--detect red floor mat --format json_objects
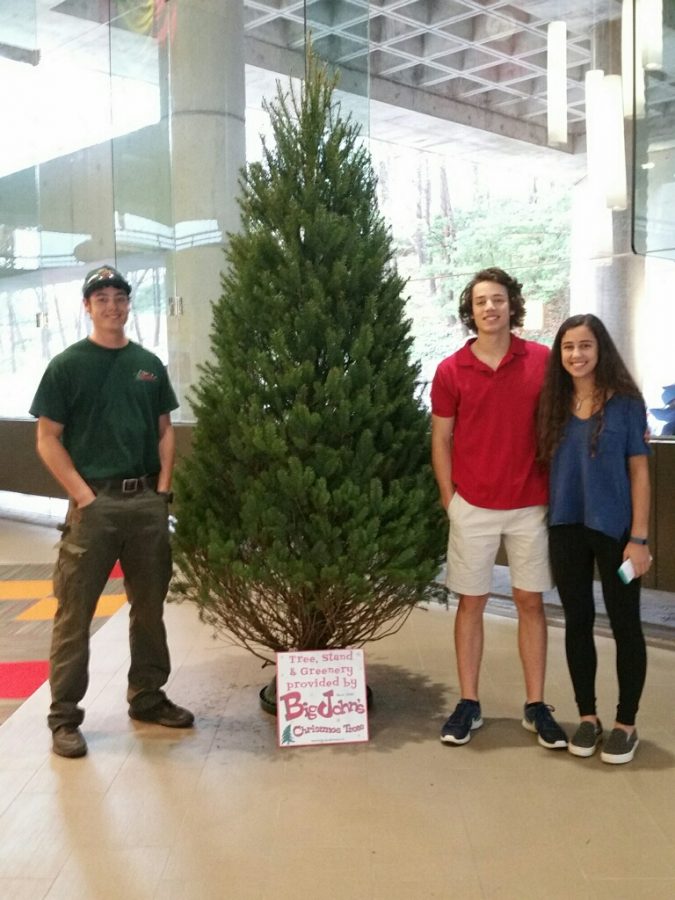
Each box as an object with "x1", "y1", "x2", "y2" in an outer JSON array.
[{"x1": 0, "y1": 661, "x2": 50, "y2": 699}]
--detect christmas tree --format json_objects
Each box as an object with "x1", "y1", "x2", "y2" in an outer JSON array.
[{"x1": 172, "y1": 51, "x2": 446, "y2": 666}]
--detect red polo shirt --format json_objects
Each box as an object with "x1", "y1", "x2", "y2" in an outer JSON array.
[{"x1": 431, "y1": 335, "x2": 549, "y2": 510}]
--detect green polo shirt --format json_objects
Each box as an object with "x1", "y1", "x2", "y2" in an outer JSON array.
[{"x1": 30, "y1": 339, "x2": 179, "y2": 480}]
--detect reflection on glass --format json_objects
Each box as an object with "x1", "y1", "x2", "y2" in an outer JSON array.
[
  {"x1": 109, "y1": 10, "x2": 173, "y2": 369},
  {"x1": 0, "y1": 5, "x2": 173, "y2": 418},
  {"x1": 0, "y1": 3, "x2": 40, "y2": 417},
  {"x1": 633, "y1": 0, "x2": 675, "y2": 259}
]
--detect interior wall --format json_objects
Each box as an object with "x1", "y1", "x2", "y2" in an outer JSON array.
[
  {"x1": 1, "y1": 419, "x2": 673, "y2": 592},
  {"x1": 0, "y1": 420, "x2": 193, "y2": 500}
]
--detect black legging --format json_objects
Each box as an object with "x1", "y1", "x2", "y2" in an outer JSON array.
[{"x1": 549, "y1": 524, "x2": 647, "y2": 726}]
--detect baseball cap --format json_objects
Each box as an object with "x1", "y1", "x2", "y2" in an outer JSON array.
[{"x1": 82, "y1": 265, "x2": 131, "y2": 298}]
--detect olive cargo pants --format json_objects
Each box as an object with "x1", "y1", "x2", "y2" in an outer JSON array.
[{"x1": 48, "y1": 490, "x2": 172, "y2": 731}]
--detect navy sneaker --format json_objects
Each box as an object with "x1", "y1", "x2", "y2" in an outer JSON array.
[
  {"x1": 522, "y1": 702, "x2": 568, "y2": 749},
  {"x1": 440, "y1": 699, "x2": 483, "y2": 745}
]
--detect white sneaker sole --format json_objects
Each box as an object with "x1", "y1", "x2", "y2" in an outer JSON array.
[
  {"x1": 521, "y1": 717, "x2": 568, "y2": 749},
  {"x1": 440, "y1": 717, "x2": 483, "y2": 745},
  {"x1": 568, "y1": 740, "x2": 601, "y2": 758},
  {"x1": 601, "y1": 738, "x2": 639, "y2": 764}
]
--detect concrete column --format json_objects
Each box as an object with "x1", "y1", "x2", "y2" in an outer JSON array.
[
  {"x1": 165, "y1": 0, "x2": 246, "y2": 412},
  {"x1": 569, "y1": 18, "x2": 645, "y2": 384}
]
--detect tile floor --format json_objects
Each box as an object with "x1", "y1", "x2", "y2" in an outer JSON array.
[
  {"x1": 0, "y1": 518, "x2": 122, "y2": 726},
  {"x1": 1, "y1": 517, "x2": 675, "y2": 899}
]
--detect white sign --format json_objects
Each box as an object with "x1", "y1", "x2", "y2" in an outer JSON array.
[{"x1": 276, "y1": 648, "x2": 369, "y2": 747}]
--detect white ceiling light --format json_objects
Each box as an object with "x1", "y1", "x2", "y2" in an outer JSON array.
[
  {"x1": 602, "y1": 75, "x2": 628, "y2": 210},
  {"x1": 585, "y1": 69, "x2": 627, "y2": 212},
  {"x1": 640, "y1": 0, "x2": 663, "y2": 71},
  {"x1": 621, "y1": 0, "x2": 646, "y2": 118},
  {"x1": 547, "y1": 21, "x2": 567, "y2": 145},
  {"x1": 585, "y1": 69, "x2": 605, "y2": 198}
]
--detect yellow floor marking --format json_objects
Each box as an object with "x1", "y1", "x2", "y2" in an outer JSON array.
[
  {"x1": 93, "y1": 594, "x2": 127, "y2": 617},
  {"x1": 0, "y1": 580, "x2": 54, "y2": 601},
  {"x1": 16, "y1": 594, "x2": 126, "y2": 621}
]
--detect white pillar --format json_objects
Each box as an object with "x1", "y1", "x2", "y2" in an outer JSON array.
[
  {"x1": 569, "y1": 18, "x2": 645, "y2": 383},
  {"x1": 165, "y1": 0, "x2": 246, "y2": 410}
]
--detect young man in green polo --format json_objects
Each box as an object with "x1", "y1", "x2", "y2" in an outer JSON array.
[{"x1": 30, "y1": 265, "x2": 194, "y2": 758}]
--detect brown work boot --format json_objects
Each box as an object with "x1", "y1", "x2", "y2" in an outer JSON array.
[
  {"x1": 129, "y1": 698, "x2": 194, "y2": 728},
  {"x1": 52, "y1": 725, "x2": 87, "y2": 758}
]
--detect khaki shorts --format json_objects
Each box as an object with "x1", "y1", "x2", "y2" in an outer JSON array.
[{"x1": 446, "y1": 493, "x2": 552, "y2": 595}]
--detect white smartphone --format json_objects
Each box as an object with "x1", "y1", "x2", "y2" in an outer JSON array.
[{"x1": 617, "y1": 559, "x2": 636, "y2": 584}]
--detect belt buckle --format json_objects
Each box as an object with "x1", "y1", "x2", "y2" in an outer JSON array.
[{"x1": 122, "y1": 478, "x2": 139, "y2": 494}]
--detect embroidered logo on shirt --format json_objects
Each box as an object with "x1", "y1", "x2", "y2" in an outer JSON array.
[{"x1": 135, "y1": 369, "x2": 158, "y2": 382}]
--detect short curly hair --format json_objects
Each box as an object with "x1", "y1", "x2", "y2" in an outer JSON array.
[{"x1": 458, "y1": 267, "x2": 526, "y2": 333}]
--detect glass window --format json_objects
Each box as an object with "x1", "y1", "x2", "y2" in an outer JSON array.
[
  {"x1": 633, "y1": 0, "x2": 675, "y2": 261},
  {"x1": 369, "y1": 139, "x2": 572, "y2": 403},
  {"x1": 0, "y1": 4, "x2": 172, "y2": 418}
]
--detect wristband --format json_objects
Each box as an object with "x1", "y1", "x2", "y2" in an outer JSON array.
[
  {"x1": 157, "y1": 491, "x2": 174, "y2": 504},
  {"x1": 628, "y1": 536, "x2": 647, "y2": 545}
]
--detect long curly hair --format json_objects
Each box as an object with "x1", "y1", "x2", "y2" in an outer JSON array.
[
  {"x1": 537, "y1": 314, "x2": 643, "y2": 461},
  {"x1": 458, "y1": 267, "x2": 525, "y2": 333}
]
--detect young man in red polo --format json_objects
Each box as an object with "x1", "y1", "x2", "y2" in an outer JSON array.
[{"x1": 431, "y1": 267, "x2": 567, "y2": 749}]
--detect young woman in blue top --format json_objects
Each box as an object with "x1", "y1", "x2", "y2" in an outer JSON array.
[{"x1": 538, "y1": 314, "x2": 651, "y2": 764}]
